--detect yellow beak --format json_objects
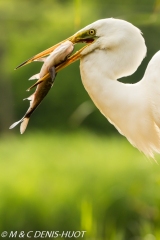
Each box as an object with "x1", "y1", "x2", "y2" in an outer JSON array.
[{"x1": 15, "y1": 33, "x2": 94, "y2": 90}]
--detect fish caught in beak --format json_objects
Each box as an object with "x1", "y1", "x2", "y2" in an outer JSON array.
[
  {"x1": 10, "y1": 29, "x2": 98, "y2": 133},
  {"x1": 15, "y1": 29, "x2": 98, "y2": 75},
  {"x1": 15, "y1": 29, "x2": 98, "y2": 89}
]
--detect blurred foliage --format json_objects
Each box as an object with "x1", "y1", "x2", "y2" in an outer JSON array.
[
  {"x1": 0, "y1": 131, "x2": 160, "y2": 239},
  {"x1": 1, "y1": 0, "x2": 160, "y2": 134}
]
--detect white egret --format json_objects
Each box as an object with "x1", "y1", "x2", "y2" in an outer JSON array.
[{"x1": 14, "y1": 18, "x2": 160, "y2": 158}]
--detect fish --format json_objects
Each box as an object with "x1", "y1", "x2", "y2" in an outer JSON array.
[
  {"x1": 29, "y1": 40, "x2": 74, "y2": 81},
  {"x1": 9, "y1": 40, "x2": 74, "y2": 134}
]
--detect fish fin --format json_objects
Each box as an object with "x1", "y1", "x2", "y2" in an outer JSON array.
[
  {"x1": 20, "y1": 117, "x2": 30, "y2": 134},
  {"x1": 48, "y1": 66, "x2": 56, "y2": 82},
  {"x1": 27, "y1": 73, "x2": 50, "y2": 91},
  {"x1": 34, "y1": 58, "x2": 46, "y2": 62},
  {"x1": 23, "y1": 94, "x2": 35, "y2": 106},
  {"x1": 9, "y1": 118, "x2": 24, "y2": 130},
  {"x1": 29, "y1": 73, "x2": 40, "y2": 80},
  {"x1": 27, "y1": 80, "x2": 43, "y2": 91}
]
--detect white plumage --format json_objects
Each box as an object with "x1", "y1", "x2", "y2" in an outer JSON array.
[{"x1": 77, "y1": 18, "x2": 160, "y2": 158}]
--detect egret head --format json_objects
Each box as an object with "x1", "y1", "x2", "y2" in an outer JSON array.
[
  {"x1": 71, "y1": 28, "x2": 98, "y2": 43},
  {"x1": 16, "y1": 18, "x2": 147, "y2": 79},
  {"x1": 70, "y1": 18, "x2": 147, "y2": 78}
]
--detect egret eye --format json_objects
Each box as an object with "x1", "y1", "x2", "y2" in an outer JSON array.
[{"x1": 89, "y1": 29, "x2": 96, "y2": 36}]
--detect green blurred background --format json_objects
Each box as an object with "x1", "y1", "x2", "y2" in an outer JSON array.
[{"x1": 1, "y1": 0, "x2": 160, "y2": 239}]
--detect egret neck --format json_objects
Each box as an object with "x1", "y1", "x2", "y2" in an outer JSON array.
[{"x1": 80, "y1": 48, "x2": 160, "y2": 158}]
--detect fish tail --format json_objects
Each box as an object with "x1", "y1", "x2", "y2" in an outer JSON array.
[
  {"x1": 20, "y1": 117, "x2": 30, "y2": 134},
  {"x1": 9, "y1": 116, "x2": 30, "y2": 134},
  {"x1": 9, "y1": 119, "x2": 23, "y2": 130}
]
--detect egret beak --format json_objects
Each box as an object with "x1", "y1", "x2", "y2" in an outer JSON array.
[
  {"x1": 26, "y1": 44, "x2": 88, "y2": 90},
  {"x1": 16, "y1": 31, "x2": 97, "y2": 90}
]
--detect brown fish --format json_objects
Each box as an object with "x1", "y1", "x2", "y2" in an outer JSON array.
[{"x1": 9, "y1": 41, "x2": 74, "y2": 134}]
